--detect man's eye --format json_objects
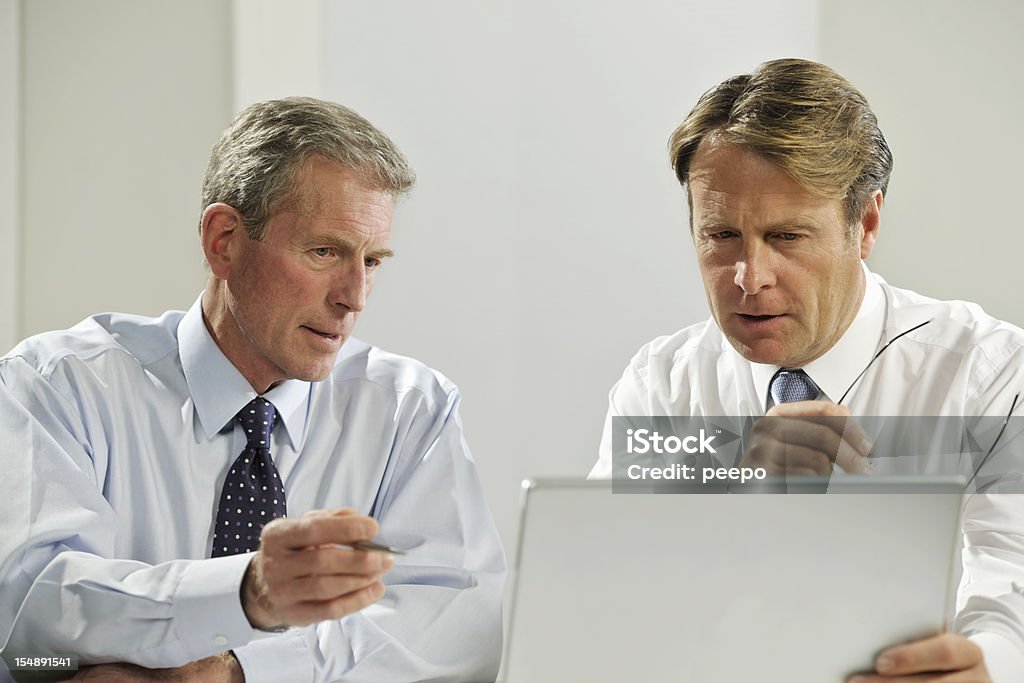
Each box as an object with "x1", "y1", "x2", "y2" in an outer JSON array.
[
  {"x1": 774, "y1": 232, "x2": 801, "y2": 241},
  {"x1": 365, "y1": 257, "x2": 382, "y2": 270},
  {"x1": 709, "y1": 231, "x2": 737, "y2": 240},
  {"x1": 311, "y1": 247, "x2": 333, "y2": 258}
]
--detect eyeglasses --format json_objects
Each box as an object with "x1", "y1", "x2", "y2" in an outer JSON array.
[
  {"x1": 966, "y1": 391, "x2": 1021, "y2": 491},
  {"x1": 837, "y1": 318, "x2": 932, "y2": 405},
  {"x1": 835, "y1": 317, "x2": 1020, "y2": 490}
]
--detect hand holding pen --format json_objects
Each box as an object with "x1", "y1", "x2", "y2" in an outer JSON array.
[{"x1": 240, "y1": 508, "x2": 403, "y2": 632}]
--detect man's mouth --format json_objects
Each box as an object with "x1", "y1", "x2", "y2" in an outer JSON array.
[
  {"x1": 302, "y1": 326, "x2": 341, "y2": 340},
  {"x1": 734, "y1": 313, "x2": 787, "y2": 331}
]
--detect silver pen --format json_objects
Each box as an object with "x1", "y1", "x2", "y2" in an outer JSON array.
[{"x1": 350, "y1": 540, "x2": 406, "y2": 555}]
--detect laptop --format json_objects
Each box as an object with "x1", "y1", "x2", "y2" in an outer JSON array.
[{"x1": 499, "y1": 477, "x2": 964, "y2": 683}]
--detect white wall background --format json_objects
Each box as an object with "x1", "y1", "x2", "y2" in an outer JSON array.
[
  {"x1": 820, "y1": 0, "x2": 1024, "y2": 325},
  {"x1": 0, "y1": 0, "x2": 18, "y2": 354},
  {"x1": 323, "y1": 0, "x2": 819, "y2": 559},
  {"x1": 14, "y1": 0, "x2": 231, "y2": 344},
  {"x1": 3, "y1": 0, "x2": 1020, "y2": 564}
]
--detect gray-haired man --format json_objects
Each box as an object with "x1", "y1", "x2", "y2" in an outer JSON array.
[{"x1": 0, "y1": 98, "x2": 505, "y2": 682}]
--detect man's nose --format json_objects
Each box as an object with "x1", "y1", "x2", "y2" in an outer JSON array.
[
  {"x1": 733, "y1": 243, "x2": 776, "y2": 295},
  {"x1": 331, "y1": 261, "x2": 368, "y2": 312}
]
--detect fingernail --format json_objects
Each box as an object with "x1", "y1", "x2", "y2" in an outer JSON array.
[{"x1": 876, "y1": 654, "x2": 895, "y2": 673}]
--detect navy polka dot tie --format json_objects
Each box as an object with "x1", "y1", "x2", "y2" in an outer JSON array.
[
  {"x1": 770, "y1": 369, "x2": 821, "y2": 404},
  {"x1": 211, "y1": 397, "x2": 288, "y2": 557}
]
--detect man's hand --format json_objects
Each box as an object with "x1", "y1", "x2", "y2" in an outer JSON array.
[
  {"x1": 242, "y1": 508, "x2": 394, "y2": 631},
  {"x1": 69, "y1": 652, "x2": 243, "y2": 682},
  {"x1": 741, "y1": 401, "x2": 873, "y2": 475},
  {"x1": 848, "y1": 633, "x2": 990, "y2": 682}
]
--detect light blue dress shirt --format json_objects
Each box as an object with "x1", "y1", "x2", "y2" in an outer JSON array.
[{"x1": 0, "y1": 298, "x2": 505, "y2": 683}]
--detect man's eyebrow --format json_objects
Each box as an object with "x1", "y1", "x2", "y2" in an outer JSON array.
[
  {"x1": 695, "y1": 220, "x2": 822, "y2": 232},
  {"x1": 306, "y1": 233, "x2": 395, "y2": 259},
  {"x1": 769, "y1": 222, "x2": 820, "y2": 232},
  {"x1": 694, "y1": 220, "x2": 734, "y2": 232}
]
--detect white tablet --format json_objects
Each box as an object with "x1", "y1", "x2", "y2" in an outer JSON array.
[{"x1": 500, "y1": 477, "x2": 964, "y2": 683}]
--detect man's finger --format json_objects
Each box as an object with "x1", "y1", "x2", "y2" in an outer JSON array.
[
  {"x1": 742, "y1": 428, "x2": 831, "y2": 473},
  {"x1": 766, "y1": 400, "x2": 850, "y2": 418},
  {"x1": 761, "y1": 411, "x2": 872, "y2": 461},
  {"x1": 271, "y1": 571, "x2": 385, "y2": 603},
  {"x1": 835, "y1": 444, "x2": 873, "y2": 474},
  {"x1": 849, "y1": 673, "x2": 951, "y2": 682},
  {"x1": 264, "y1": 545, "x2": 393, "y2": 582},
  {"x1": 765, "y1": 442, "x2": 833, "y2": 474},
  {"x1": 753, "y1": 418, "x2": 855, "y2": 468},
  {"x1": 830, "y1": 423, "x2": 873, "y2": 473},
  {"x1": 875, "y1": 633, "x2": 983, "y2": 675},
  {"x1": 849, "y1": 669, "x2": 984, "y2": 682},
  {"x1": 279, "y1": 581, "x2": 387, "y2": 626},
  {"x1": 261, "y1": 513, "x2": 379, "y2": 552},
  {"x1": 766, "y1": 400, "x2": 873, "y2": 457},
  {"x1": 302, "y1": 507, "x2": 356, "y2": 519},
  {"x1": 840, "y1": 418, "x2": 873, "y2": 457},
  {"x1": 771, "y1": 417, "x2": 847, "y2": 453}
]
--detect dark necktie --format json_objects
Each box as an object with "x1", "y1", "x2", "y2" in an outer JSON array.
[
  {"x1": 211, "y1": 397, "x2": 288, "y2": 557},
  {"x1": 769, "y1": 369, "x2": 820, "y2": 404}
]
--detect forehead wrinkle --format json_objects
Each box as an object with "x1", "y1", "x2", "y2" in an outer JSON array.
[
  {"x1": 691, "y1": 148, "x2": 846, "y2": 231},
  {"x1": 287, "y1": 158, "x2": 395, "y2": 221},
  {"x1": 695, "y1": 180, "x2": 820, "y2": 207},
  {"x1": 291, "y1": 194, "x2": 392, "y2": 226},
  {"x1": 694, "y1": 185, "x2": 836, "y2": 233},
  {"x1": 698, "y1": 215, "x2": 826, "y2": 231}
]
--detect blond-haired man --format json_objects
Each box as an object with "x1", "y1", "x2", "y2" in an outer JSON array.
[{"x1": 591, "y1": 59, "x2": 1024, "y2": 682}]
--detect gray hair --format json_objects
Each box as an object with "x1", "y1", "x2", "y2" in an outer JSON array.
[{"x1": 201, "y1": 96, "x2": 416, "y2": 239}]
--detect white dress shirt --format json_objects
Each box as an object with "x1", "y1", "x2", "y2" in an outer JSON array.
[
  {"x1": 0, "y1": 297, "x2": 505, "y2": 683},
  {"x1": 590, "y1": 265, "x2": 1024, "y2": 681}
]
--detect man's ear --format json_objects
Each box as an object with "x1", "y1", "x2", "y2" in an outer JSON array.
[
  {"x1": 201, "y1": 203, "x2": 244, "y2": 279},
  {"x1": 858, "y1": 190, "x2": 883, "y2": 259}
]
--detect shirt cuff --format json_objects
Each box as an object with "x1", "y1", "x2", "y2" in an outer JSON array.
[
  {"x1": 233, "y1": 630, "x2": 313, "y2": 683},
  {"x1": 171, "y1": 553, "x2": 256, "y2": 659},
  {"x1": 970, "y1": 632, "x2": 1024, "y2": 683}
]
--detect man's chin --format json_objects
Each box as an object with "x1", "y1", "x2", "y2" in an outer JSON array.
[
  {"x1": 286, "y1": 354, "x2": 344, "y2": 383},
  {"x1": 726, "y1": 335, "x2": 800, "y2": 367},
  {"x1": 297, "y1": 363, "x2": 339, "y2": 383}
]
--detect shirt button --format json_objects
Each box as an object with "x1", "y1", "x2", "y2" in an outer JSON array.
[{"x1": 214, "y1": 635, "x2": 228, "y2": 646}]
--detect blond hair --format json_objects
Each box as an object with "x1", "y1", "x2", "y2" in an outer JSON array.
[{"x1": 669, "y1": 58, "x2": 892, "y2": 225}]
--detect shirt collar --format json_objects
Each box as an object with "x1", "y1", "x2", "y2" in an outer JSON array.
[
  {"x1": 749, "y1": 261, "x2": 886, "y2": 409},
  {"x1": 178, "y1": 295, "x2": 311, "y2": 448}
]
